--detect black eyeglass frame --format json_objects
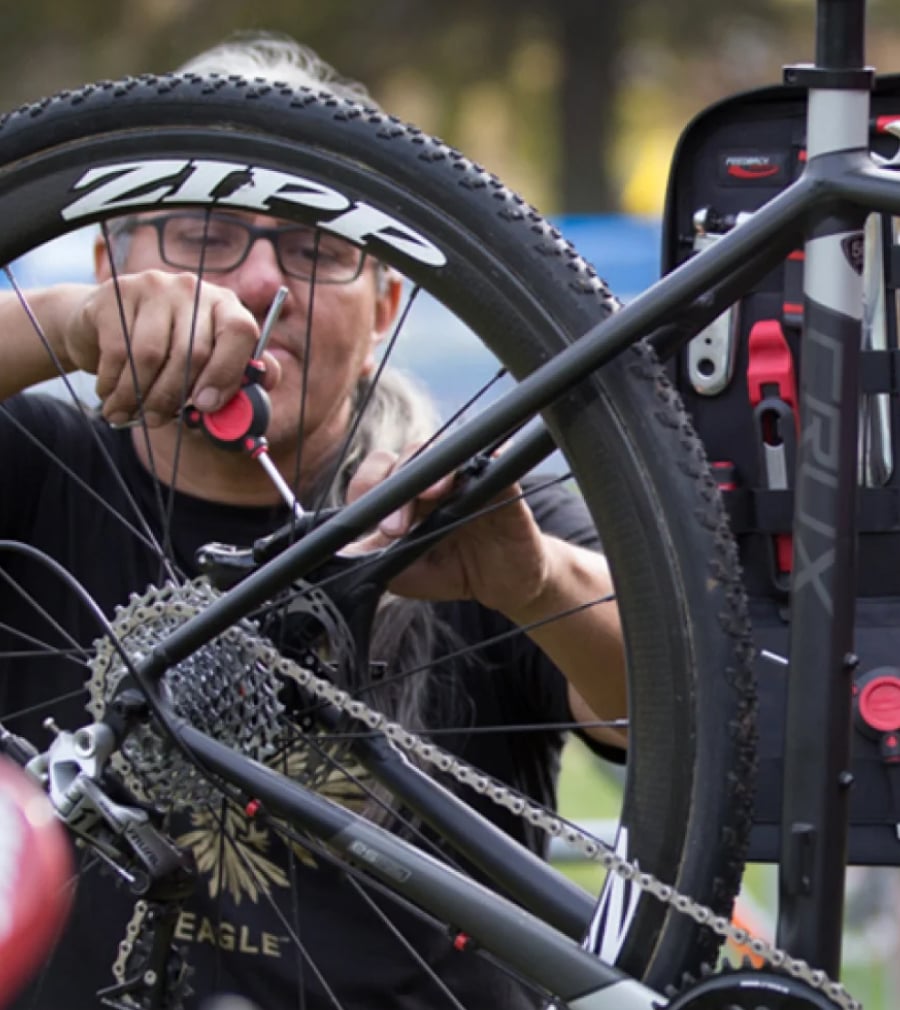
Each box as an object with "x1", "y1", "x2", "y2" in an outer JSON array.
[{"x1": 113, "y1": 211, "x2": 368, "y2": 284}]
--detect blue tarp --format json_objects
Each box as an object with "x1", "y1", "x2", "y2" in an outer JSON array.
[{"x1": 555, "y1": 214, "x2": 661, "y2": 301}]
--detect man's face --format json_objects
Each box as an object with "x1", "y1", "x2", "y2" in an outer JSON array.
[{"x1": 95, "y1": 210, "x2": 400, "y2": 454}]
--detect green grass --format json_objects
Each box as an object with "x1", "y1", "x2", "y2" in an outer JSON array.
[{"x1": 553, "y1": 735, "x2": 621, "y2": 893}]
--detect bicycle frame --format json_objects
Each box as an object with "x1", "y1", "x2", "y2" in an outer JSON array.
[{"x1": 33, "y1": 0, "x2": 888, "y2": 1004}]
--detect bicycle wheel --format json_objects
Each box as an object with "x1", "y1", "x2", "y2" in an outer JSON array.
[{"x1": 0, "y1": 75, "x2": 755, "y2": 1007}]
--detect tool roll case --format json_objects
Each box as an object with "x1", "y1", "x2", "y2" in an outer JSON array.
[{"x1": 661, "y1": 76, "x2": 900, "y2": 864}]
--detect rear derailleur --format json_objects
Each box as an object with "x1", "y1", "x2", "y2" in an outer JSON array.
[{"x1": 3, "y1": 695, "x2": 196, "y2": 1010}]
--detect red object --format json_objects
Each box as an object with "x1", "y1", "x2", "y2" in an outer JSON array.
[
  {"x1": 0, "y1": 757, "x2": 73, "y2": 1008},
  {"x1": 747, "y1": 320, "x2": 800, "y2": 579},
  {"x1": 859, "y1": 676, "x2": 900, "y2": 733},
  {"x1": 711, "y1": 460, "x2": 737, "y2": 493},
  {"x1": 727, "y1": 163, "x2": 780, "y2": 180},
  {"x1": 202, "y1": 392, "x2": 256, "y2": 444},
  {"x1": 747, "y1": 320, "x2": 798, "y2": 411},
  {"x1": 875, "y1": 115, "x2": 900, "y2": 135},
  {"x1": 775, "y1": 536, "x2": 793, "y2": 575}
]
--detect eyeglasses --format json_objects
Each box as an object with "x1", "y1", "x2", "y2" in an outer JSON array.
[{"x1": 121, "y1": 212, "x2": 367, "y2": 284}]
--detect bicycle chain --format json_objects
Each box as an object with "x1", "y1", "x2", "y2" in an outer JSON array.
[
  {"x1": 111, "y1": 900, "x2": 153, "y2": 993},
  {"x1": 111, "y1": 900, "x2": 140, "y2": 991},
  {"x1": 90, "y1": 579, "x2": 860, "y2": 1010},
  {"x1": 108, "y1": 899, "x2": 190, "y2": 1010}
]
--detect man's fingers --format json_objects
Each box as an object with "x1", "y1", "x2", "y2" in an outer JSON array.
[
  {"x1": 346, "y1": 449, "x2": 399, "y2": 501},
  {"x1": 346, "y1": 450, "x2": 417, "y2": 540},
  {"x1": 347, "y1": 444, "x2": 461, "y2": 539},
  {"x1": 417, "y1": 471, "x2": 456, "y2": 501},
  {"x1": 189, "y1": 292, "x2": 260, "y2": 411},
  {"x1": 379, "y1": 502, "x2": 414, "y2": 538},
  {"x1": 72, "y1": 272, "x2": 263, "y2": 426},
  {"x1": 99, "y1": 299, "x2": 178, "y2": 423},
  {"x1": 258, "y1": 350, "x2": 283, "y2": 392}
]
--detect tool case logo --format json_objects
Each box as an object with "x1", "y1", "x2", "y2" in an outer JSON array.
[{"x1": 719, "y1": 152, "x2": 786, "y2": 185}]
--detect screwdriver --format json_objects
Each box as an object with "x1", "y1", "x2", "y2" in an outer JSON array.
[{"x1": 186, "y1": 286, "x2": 305, "y2": 520}]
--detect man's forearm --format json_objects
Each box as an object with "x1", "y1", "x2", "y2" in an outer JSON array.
[
  {"x1": 502, "y1": 536, "x2": 627, "y2": 748},
  {"x1": 0, "y1": 285, "x2": 90, "y2": 400}
]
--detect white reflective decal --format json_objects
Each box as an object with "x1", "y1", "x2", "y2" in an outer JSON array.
[
  {"x1": 61, "y1": 161, "x2": 191, "y2": 220},
  {"x1": 322, "y1": 203, "x2": 447, "y2": 267},
  {"x1": 61, "y1": 159, "x2": 448, "y2": 268},
  {"x1": 212, "y1": 165, "x2": 349, "y2": 213}
]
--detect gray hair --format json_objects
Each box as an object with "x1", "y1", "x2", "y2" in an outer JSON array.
[
  {"x1": 175, "y1": 32, "x2": 382, "y2": 110},
  {"x1": 103, "y1": 33, "x2": 382, "y2": 266}
]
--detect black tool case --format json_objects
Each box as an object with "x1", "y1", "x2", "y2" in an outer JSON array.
[{"x1": 661, "y1": 76, "x2": 900, "y2": 863}]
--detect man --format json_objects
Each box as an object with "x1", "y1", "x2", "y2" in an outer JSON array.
[{"x1": 0, "y1": 35, "x2": 625, "y2": 1010}]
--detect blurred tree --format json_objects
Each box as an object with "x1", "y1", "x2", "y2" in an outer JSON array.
[{"x1": 0, "y1": 0, "x2": 893, "y2": 214}]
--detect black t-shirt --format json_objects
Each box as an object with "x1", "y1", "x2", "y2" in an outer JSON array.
[{"x1": 0, "y1": 395, "x2": 604, "y2": 1010}]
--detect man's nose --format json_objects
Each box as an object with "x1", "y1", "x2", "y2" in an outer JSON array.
[{"x1": 231, "y1": 235, "x2": 289, "y2": 313}]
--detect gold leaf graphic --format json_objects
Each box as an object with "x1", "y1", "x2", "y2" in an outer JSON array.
[{"x1": 174, "y1": 730, "x2": 375, "y2": 901}]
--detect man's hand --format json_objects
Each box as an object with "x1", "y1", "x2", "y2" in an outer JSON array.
[
  {"x1": 346, "y1": 445, "x2": 627, "y2": 749},
  {"x1": 62, "y1": 271, "x2": 279, "y2": 426},
  {"x1": 346, "y1": 446, "x2": 549, "y2": 615}
]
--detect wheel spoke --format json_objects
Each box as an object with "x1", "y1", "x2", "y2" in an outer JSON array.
[{"x1": 0, "y1": 563, "x2": 89, "y2": 655}]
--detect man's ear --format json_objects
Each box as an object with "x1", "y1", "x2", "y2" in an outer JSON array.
[
  {"x1": 93, "y1": 233, "x2": 113, "y2": 282},
  {"x1": 374, "y1": 268, "x2": 403, "y2": 334},
  {"x1": 359, "y1": 269, "x2": 402, "y2": 377}
]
